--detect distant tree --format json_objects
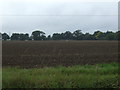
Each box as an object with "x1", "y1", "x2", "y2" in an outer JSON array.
[
  {"x1": 0, "y1": 33, "x2": 2, "y2": 40},
  {"x1": 73, "y1": 30, "x2": 84, "y2": 40},
  {"x1": 93, "y1": 31, "x2": 100, "y2": 40},
  {"x1": 19, "y1": 34, "x2": 25, "y2": 40},
  {"x1": 60, "y1": 33, "x2": 64, "y2": 40},
  {"x1": 47, "y1": 35, "x2": 52, "y2": 40},
  {"x1": 24, "y1": 33, "x2": 29, "y2": 40},
  {"x1": 11, "y1": 33, "x2": 20, "y2": 40},
  {"x1": 29, "y1": 36, "x2": 33, "y2": 40},
  {"x1": 52, "y1": 33, "x2": 61, "y2": 40},
  {"x1": 117, "y1": 31, "x2": 120, "y2": 40},
  {"x1": 2, "y1": 33, "x2": 10, "y2": 40},
  {"x1": 62, "y1": 31, "x2": 73, "y2": 40},
  {"x1": 41, "y1": 35, "x2": 46, "y2": 40},
  {"x1": 114, "y1": 31, "x2": 120, "y2": 40},
  {"x1": 84, "y1": 33, "x2": 95, "y2": 40},
  {"x1": 32, "y1": 30, "x2": 45, "y2": 40},
  {"x1": 19, "y1": 33, "x2": 29, "y2": 41},
  {"x1": 93, "y1": 31, "x2": 105, "y2": 40},
  {"x1": 2, "y1": 30, "x2": 119, "y2": 41},
  {"x1": 105, "y1": 31, "x2": 115, "y2": 40}
]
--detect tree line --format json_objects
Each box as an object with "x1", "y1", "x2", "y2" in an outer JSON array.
[{"x1": 1, "y1": 30, "x2": 120, "y2": 41}]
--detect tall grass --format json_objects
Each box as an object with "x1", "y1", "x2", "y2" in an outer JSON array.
[{"x1": 2, "y1": 62, "x2": 119, "y2": 88}]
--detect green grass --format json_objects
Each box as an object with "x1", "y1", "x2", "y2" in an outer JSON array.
[{"x1": 2, "y1": 62, "x2": 120, "y2": 88}]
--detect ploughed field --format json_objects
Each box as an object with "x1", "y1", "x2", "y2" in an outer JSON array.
[{"x1": 2, "y1": 41, "x2": 119, "y2": 68}]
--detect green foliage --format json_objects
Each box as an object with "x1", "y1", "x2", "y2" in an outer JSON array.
[
  {"x1": 115, "y1": 31, "x2": 120, "y2": 40},
  {"x1": 2, "y1": 62, "x2": 119, "y2": 88},
  {"x1": 52, "y1": 33, "x2": 61, "y2": 40},
  {"x1": 73, "y1": 30, "x2": 84, "y2": 40},
  {"x1": 11, "y1": 33, "x2": 29, "y2": 40},
  {"x1": 1, "y1": 30, "x2": 120, "y2": 41},
  {"x1": 2, "y1": 33, "x2": 10, "y2": 40},
  {"x1": 32, "y1": 30, "x2": 46, "y2": 40},
  {"x1": 11, "y1": 33, "x2": 20, "y2": 40},
  {"x1": 105, "y1": 31, "x2": 116, "y2": 40},
  {"x1": 19, "y1": 33, "x2": 29, "y2": 41}
]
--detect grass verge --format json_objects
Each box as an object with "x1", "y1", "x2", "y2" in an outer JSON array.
[{"x1": 2, "y1": 62, "x2": 120, "y2": 88}]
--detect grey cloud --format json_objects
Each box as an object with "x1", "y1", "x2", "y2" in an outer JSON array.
[
  {"x1": 1, "y1": 2, "x2": 117, "y2": 15},
  {"x1": 1, "y1": 1, "x2": 118, "y2": 35}
]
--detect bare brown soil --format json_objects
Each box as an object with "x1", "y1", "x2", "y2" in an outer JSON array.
[{"x1": 2, "y1": 41, "x2": 119, "y2": 68}]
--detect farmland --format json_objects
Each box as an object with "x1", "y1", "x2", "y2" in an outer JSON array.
[
  {"x1": 2, "y1": 41, "x2": 119, "y2": 68},
  {"x1": 2, "y1": 40, "x2": 120, "y2": 88}
]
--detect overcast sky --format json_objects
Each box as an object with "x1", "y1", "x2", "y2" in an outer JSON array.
[{"x1": 0, "y1": 0, "x2": 118, "y2": 36}]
